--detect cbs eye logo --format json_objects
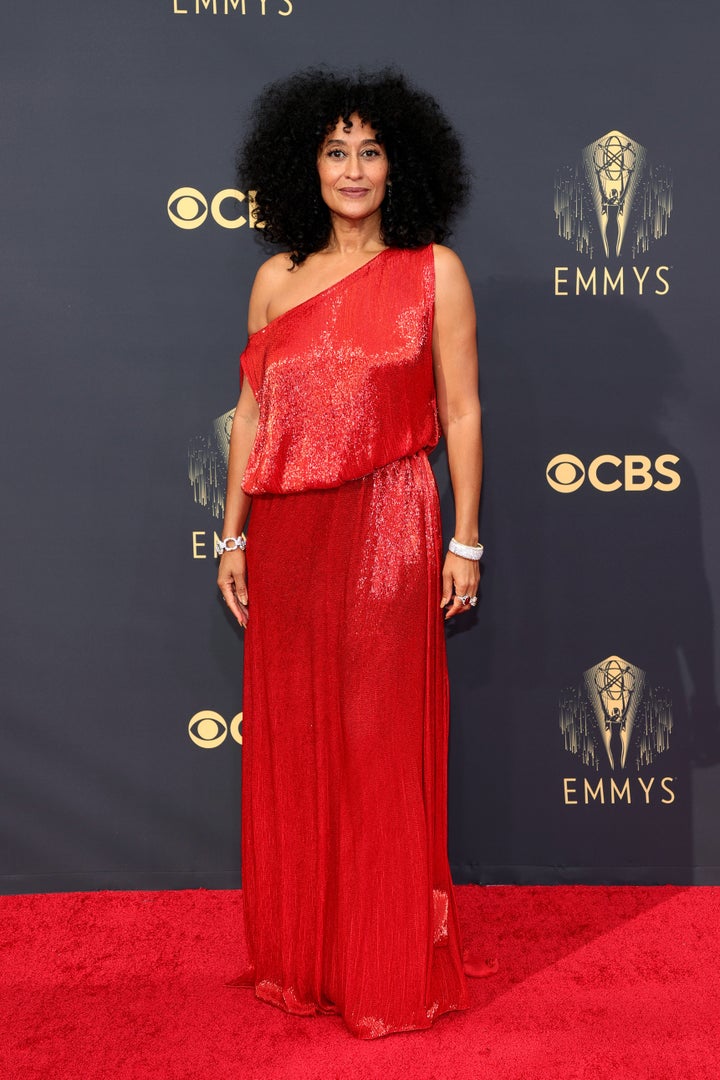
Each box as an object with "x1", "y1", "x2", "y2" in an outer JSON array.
[
  {"x1": 188, "y1": 710, "x2": 243, "y2": 748},
  {"x1": 167, "y1": 187, "x2": 263, "y2": 230},
  {"x1": 546, "y1": 453, "x2": 681, "y2": 493}
]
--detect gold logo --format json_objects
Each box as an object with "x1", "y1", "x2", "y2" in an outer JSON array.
[
  {"x1": 167, "y1": 189, "x2": 262, "y2": 230},
  {"x1": 545, "y1": 454, "x2": 585, "y2": 492},
  {"x1": 546, "y1": 453, "x2": 680, "y2": 493},
  {"x1": 555, "y1": 129, "x2": 672, "y2": 261},
  {"x1": 560, "y1": 655, "x2": 673, "y2": 773},
  {"x1": 553, "y1": 264, "x2": 670, "y2": 296},
  {"x1": 188, "y1": 410, "x2": 235, "y2": 558},
  {"x1": 188, "y1": 710, "x2": 243, "y2": 748},
  {"x1": 171, "y1": 1, "x2": 293, "y2": 15},
  {"x1": 189, "y1": 409, "x2": 234, "y2": 522}
]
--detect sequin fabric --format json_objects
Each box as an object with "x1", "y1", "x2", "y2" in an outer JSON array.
[
  {"x1": 234, "y1": 245, "x2": 470, "y2": 1039},
  {"x1": 239, "y1": 246, "x2": 439, "y2": 495},
  {"x1": 433, "y1": 888, "x2": 450, "y2": 946}
]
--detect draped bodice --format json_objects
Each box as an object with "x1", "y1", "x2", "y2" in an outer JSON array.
[{"x1": 239, "y1": 244, "x2": 439, "y2": 494}]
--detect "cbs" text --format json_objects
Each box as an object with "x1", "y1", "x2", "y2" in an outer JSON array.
[{"x1": 546, "y1": 453, "x2": 680, "y2": 493}]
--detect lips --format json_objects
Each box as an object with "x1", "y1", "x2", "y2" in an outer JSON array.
[{"x1": 339, "y1": 188, "x2": 370, "y2": 197}]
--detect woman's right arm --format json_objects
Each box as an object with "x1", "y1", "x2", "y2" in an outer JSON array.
[
  {"x1": 216, "y1": 378, "x2": 259, "y2": 627},
  {"x1": 217, "y1": 254, "x2": 287, "y2": 625}
]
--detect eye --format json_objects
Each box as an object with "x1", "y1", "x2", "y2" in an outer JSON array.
[
  {"x1": 362, "y1": 148, "x2": 381, "y2": 157},
  {"x1": 188, "y1": 710, "x2": 227, "y2": 748},
  {"x1": 545, "y1": 454, "x2": 586, "y2": 492},
  {"x1": 326, "y1": 148, "x2": 346, "y2": 159},
  {"x1": 167, "y1": 187, "x2": 208, "y2": 230}
]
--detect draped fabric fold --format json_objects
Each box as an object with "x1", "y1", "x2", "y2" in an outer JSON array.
[
  {"x1": 233, "y1": 244, "x2": 470, "y2": 1039},
  {"x1": 239, "y1": 245, "x2": 439, "y2": 494}
]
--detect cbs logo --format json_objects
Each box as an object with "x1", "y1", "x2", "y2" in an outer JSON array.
[
  {"x1": 546, "y1": 453, "x2": 681, "y2": 493},
  {"x1": 167, "y1": 187, "x2": 263, "y2": 230},
  {"x1": 188, "y1": 710, "x2": 243, "y2": 748}
]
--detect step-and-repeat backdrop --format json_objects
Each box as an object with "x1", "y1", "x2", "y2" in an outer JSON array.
[{"x1": 3, "y1": 0, "x2": 720, "y2": 892}]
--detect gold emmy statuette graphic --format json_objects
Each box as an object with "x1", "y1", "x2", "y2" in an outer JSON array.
[
  {"x1": 583, "y1": 131, "x2": 645, "y2": 259},
  {"x1": 560, "y1": 655, "x2": 673, "y2": 772},
  {"x1": 585, "y1": 656, "x2": 644, "y2": 770},
  {"x1": 554, "y1": 130, "x2": 672, "y2": 261}
]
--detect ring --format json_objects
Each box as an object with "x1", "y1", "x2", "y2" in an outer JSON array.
[
  {"x1": 458, "y1": 594, "x2": 471, "y2": 605},
  {"x1": 469, "y1": 596, "x2": 478, "y2": 607}
]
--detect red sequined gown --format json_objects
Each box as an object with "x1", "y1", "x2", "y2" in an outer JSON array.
[{"x1": 233, "y1": 244, "x2": 470, "y2": 1038}]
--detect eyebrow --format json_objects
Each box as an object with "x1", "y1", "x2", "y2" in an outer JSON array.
[{"x1": 324, "y1": 137, "x2": 381, "y2": 146}]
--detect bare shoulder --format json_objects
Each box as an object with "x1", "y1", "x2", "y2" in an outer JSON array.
[
  {"x1": 254, "y1": 251, "x2": 294, "y2": 283},
  {"x1": 431, "y1": 243, "x2": 474, "y2": 317},
  {"x1": 247, "y1": 252, "x2": 293, "y2": 334},
  {"x1": 431, "y1": 243, "x2": 469, "y2": 286}
]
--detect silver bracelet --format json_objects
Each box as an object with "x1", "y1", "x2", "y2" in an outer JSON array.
[
  {"x1": 215, "y1": 534, "x2": 247, "y2": 556},
  {"x1": 449, "y1": 537, "x2": 484, "y2": 561}
]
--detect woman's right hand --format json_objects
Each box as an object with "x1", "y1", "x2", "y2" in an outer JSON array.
[{"x1": 217, "y1": 550, "x2": 249, "y2": 628}]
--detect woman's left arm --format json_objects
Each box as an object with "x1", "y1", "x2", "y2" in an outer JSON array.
[{"x1": 431, "y1": 244, "x2": 483, "y2": 620}]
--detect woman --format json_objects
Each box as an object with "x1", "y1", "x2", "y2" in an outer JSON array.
[{"x1": 217, "y1": 67, "x2": 487, "y2": 1039}]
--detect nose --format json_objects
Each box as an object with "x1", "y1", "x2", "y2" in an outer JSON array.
[{"x1": 344, "y1": 151, "x2": 364, "y2": 180}]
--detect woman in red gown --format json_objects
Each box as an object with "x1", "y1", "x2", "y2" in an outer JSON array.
[{"x1": 217, "y1": 68, "x2": 486, "y2": 1039}]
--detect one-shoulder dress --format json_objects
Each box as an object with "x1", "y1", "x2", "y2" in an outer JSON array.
[{"x1": 232, "y1": 243, "x2": 470, "y2": 1039}]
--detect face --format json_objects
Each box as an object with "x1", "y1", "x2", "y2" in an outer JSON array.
[{"x1": 316, "y1": 112, "x2": 389, "y2": 220}]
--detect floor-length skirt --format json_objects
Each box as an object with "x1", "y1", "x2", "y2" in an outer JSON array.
[{"x1": 235, "y1": 449, "x2": 470, "y2": 1039}]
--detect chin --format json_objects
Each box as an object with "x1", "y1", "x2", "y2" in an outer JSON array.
[{"x1": 334, "y1": 201, "x2": 381, "y2": 219}]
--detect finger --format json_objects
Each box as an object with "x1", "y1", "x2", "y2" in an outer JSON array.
[
  {"x1": 219, "y1": 578, "x2": 249, "y2": 627},
  {"x1": 220, "y1": 588, "x2": 246, "y2": 627},
  {"x1": 232, "y1": 600, "x2": 249, "y2": 629},
  {"x1": 231, "y1": 573, "x2": 249, "y2": 628},
  {"x1": 444, "y1": 595, "x2": 467, "y2": 620},
  {"x1": 218, "y1": 563, "x2": 250, "y2": 626},
  {"x1": 441, "y1": 567, "x2": 454, "y2": 607},
  {"x1": 232, "y1": 570, "x2": 249, "y2": 608},
  {"x1": 445, "y1": 584, "x2": 479, "y2": 619}
]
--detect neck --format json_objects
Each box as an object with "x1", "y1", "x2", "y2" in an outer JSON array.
[{"x1": 324, "y1": 211, "x2": 385, "y2": 255}]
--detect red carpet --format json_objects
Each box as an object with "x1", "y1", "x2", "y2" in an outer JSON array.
[{"x1": 1, "y1": 885, "x2": 718, "y2": 1079}]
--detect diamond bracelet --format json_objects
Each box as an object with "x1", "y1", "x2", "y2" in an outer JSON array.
[
  {"x1": 448, "y1": 537, "x2": 484, "y2": 561},
  {"x1": 215, "y1": 534, "x2": 247, "y2": 556}
]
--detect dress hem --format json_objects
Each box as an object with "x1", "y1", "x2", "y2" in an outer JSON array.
[{"x1": 227, "y1": 972, "x2": 470, "y2": 1040}]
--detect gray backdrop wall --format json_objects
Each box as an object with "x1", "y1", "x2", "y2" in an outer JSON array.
[{"x1": 3, "y1": 0, "x2": 719, "y2": 893}]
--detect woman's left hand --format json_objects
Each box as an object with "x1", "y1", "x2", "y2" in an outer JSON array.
[{"x1": 441, "y1": 551, "x2": 480, "y2": 620}]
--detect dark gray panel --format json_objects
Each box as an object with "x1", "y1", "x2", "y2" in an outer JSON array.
[{"x1": 1, "y1": 0, "x2": 718, "y2": 892}]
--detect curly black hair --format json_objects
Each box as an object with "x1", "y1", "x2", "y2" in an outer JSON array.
[{"x1": 236, "y1": 66, "x2": 471, "y2": 266}]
